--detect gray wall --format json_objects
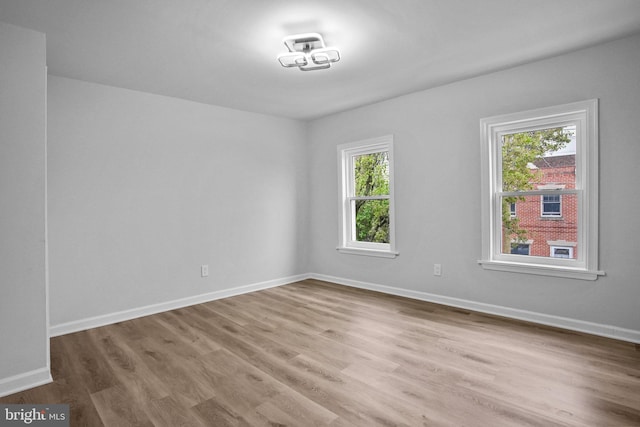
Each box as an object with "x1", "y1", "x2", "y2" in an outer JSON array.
[
  {"x1": 307, "y1": 34, "x2": 640, "y2": 332},
  {"x1": 48, "y1": 76, "x2": 308, "y2": 327},
  {"x1": 0, "y1": 22, "x2": 49, "y2": 386}
]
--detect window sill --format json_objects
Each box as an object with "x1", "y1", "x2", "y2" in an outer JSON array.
[
  {"x1": 337, "y1": 247, "x2": 399, "y2": 259},
  {"x1": 478, "y1": 260, "x2": 604, "y2": 281}
]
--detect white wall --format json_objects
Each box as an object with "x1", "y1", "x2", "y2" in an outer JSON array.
[
  {"x1": 48, "y1": 76, "x2": 308, "y2": 328},
  {"x1": 0, "y1": 22, "x2": 50, "y2": 394},
  {"x1": 308, "y1": 34, "x2": 640, "y2": 336}
]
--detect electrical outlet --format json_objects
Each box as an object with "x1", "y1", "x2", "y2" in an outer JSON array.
[
  {"x1": 201, "y1": 264, "x2": 209, "y2": 277},
  {"x1": 433, "y1": 263, "x2": 442, "y2": 276}
]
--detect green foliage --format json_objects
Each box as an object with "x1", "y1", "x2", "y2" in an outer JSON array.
[
  {"x1": 354, "y1": 152, "x2": 390, "y2": 243},
  {"x1": 501, "y1": 128, "x2": 570, "y2": 249},
  {"x1": 355, "y1": 199, "x2": 389, "y2": 242}
]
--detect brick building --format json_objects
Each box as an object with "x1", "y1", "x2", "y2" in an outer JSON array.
[{"x1": 508, "y1": 154, "x2": 578, "y2": 259}]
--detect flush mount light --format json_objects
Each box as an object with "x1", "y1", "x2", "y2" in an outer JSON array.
[{"x1": 277, "y1": 33, "x2": 340, "y2": 71}]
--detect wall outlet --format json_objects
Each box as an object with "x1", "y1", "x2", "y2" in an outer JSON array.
[
  {"x1": 433, "y1": 263, "x2": 442, "y2": 276},
  {"x1": 201, "y1": 264, "x2": 209, "y2": 277}
]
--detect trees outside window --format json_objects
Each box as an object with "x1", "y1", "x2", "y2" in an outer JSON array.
[{"x1": 353, "y1": 151, "x2": 390, "y2": 243}]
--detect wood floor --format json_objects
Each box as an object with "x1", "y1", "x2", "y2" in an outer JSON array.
[{"x1": 2, "y1": 279, "x2": 639, "y2": 426}]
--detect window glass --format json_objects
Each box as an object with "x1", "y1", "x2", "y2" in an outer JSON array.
[
  {"x1": 353, "y1": 199, "x2": 389, "y2": 243},
  {"x1": 353, "y1": 152, "x2": 389, "y2": 197},
  {"x1": 501, "y1": 194, "x2": 577, "y2": 257},
  {"x1": 501, "y1": 126, "x2": 576, "y2": 191}
]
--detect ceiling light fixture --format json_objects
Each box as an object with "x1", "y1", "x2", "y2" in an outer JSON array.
[{"x1": 277, "y1": 33, "x2": 340, "y2": 71}]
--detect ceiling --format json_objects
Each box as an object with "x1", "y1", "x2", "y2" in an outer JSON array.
[{"x1": 2, "y1": 0, "x2": 640, "y2": 120}]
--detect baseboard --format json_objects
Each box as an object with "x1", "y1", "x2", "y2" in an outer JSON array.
[
  {"x1": 0, "y1": 367, "x2": 52, "y2": 398},
  {"x1": 309, "y1": 273, "x2": 640, "y2": 344},
  {"x1": 50, "y1": 274, "x2": 309, "y2": 337}
]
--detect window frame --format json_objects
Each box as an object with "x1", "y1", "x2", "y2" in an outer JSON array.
[
  {"x1": 479, "y1": 100, "x2": 603, "y2": 280},
  {"x1": 337, "y1": 135, "x2": 398, "y2": 258}
]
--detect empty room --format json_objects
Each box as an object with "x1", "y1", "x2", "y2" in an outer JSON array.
[{"x1": 1, "y1": 0, "x2": 640, "y2": 425}]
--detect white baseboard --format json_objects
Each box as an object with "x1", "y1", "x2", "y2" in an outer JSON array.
[
  {"x1": 50, "y1": 274, "x2": 309, "y2": 337},
  {"x1": 0, "y1": 367, "x2": 52, "y2": 398},
  {"x1": 309, "y1": 273, "x2": 640, "y2": 344}
]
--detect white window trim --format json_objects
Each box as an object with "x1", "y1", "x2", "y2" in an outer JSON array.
[
  {"x1": 479, "y1": 100, "x2": 604, "y2": 280},
  {"x1": 337, "y1": 135, "x2": 398, "y2": 258}
]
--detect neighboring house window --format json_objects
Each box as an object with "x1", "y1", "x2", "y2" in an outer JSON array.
[
  {"x1": 541, "y1": 194, "x2": 561, "y2": 217},
  {"x1": 509, "y1": 202, "x2": 516, "y2": 217},
  {"x1": 550, "y1": 246, "x2": 573, "y2": 258},
  {"x1": 510, "y1": 243, "x2": 530, "y2": 255},
  {"x1": 337, "y1": 135, "x2": 397, "y2": 258},
  {"x1": 479, "y1": 100, "x2": 603, "y2": 280}
]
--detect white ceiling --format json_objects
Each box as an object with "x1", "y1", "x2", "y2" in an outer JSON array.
[{"x1": 2, "y1": 0, "x2": 640, "y2": 120}]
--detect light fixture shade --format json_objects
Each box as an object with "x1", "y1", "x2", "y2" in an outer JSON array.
[
  {"x1": 278, "y1": 33, "x2": 340, "y2": 71},
  {"x1": 277, "y1": 52, "x2": 308, "y2": 67},
  {"x1": 310, "y1": 48, "x2": 340, "y2": 64},
  {"x1": 299, "y1": 61, "x2": 331, "y2": 72}
]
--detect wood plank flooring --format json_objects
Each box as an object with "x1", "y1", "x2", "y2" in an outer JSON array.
[{"x1": 2, "y1": 279, "x2": 639, "y2": 426}]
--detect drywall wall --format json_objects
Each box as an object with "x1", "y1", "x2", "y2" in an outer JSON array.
[
  {"x1": 0, "y1": 22, "x2": 50, "y2": 393},
  {"x1": 307, "y1": 34, "x2": 640, "y2": 334},
  {"x1": 48, "y1": 76, "x2": 308, "y2": 327}
]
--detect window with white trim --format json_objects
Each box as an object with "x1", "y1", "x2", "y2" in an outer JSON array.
[
  {"x1": 337, "y1": 135, "x2": 397, "y2": 258},
  {"x1": 550, "y1": 246, "x2": 573, "y2": 259},
  {"x1": 541, "y1": 194, "x2": 562, "y2": 217},
  {"x1": 479, "y1": 100, "x2": 603, "y2": 280}
]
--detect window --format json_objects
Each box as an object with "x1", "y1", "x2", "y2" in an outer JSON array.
[
  {"x1": 337, "y1": 135, "x2": 397, "y2": 258},
  {"x1": 541, "y1": 194, "x2": 561, "y2": 217},
  {"x1": 551, "y1": 246, "x2": 573, "y2": 258},
  {"x1": 510, "y1": 243, "x2": 530, "y2": 255},
  {"x1": 479, "y1": 100, "x2": 603, "y2": 280},
  {"x1": 509, "y1": 202, "x2": 516, "y2": 217}
]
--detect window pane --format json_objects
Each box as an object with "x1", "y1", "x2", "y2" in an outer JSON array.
[
  {"x1": 354, "y1": 152, "x2": 389, "y2": 197},
  {"x1": 501, "y1": 194, "x2": 578, "y2": 259},
  {"x1": 501, "y1": 126, "x2": 576, "y2": 192},
  {"x1": 353, "y1": 199, "x2": 389, "y2": 243}
]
